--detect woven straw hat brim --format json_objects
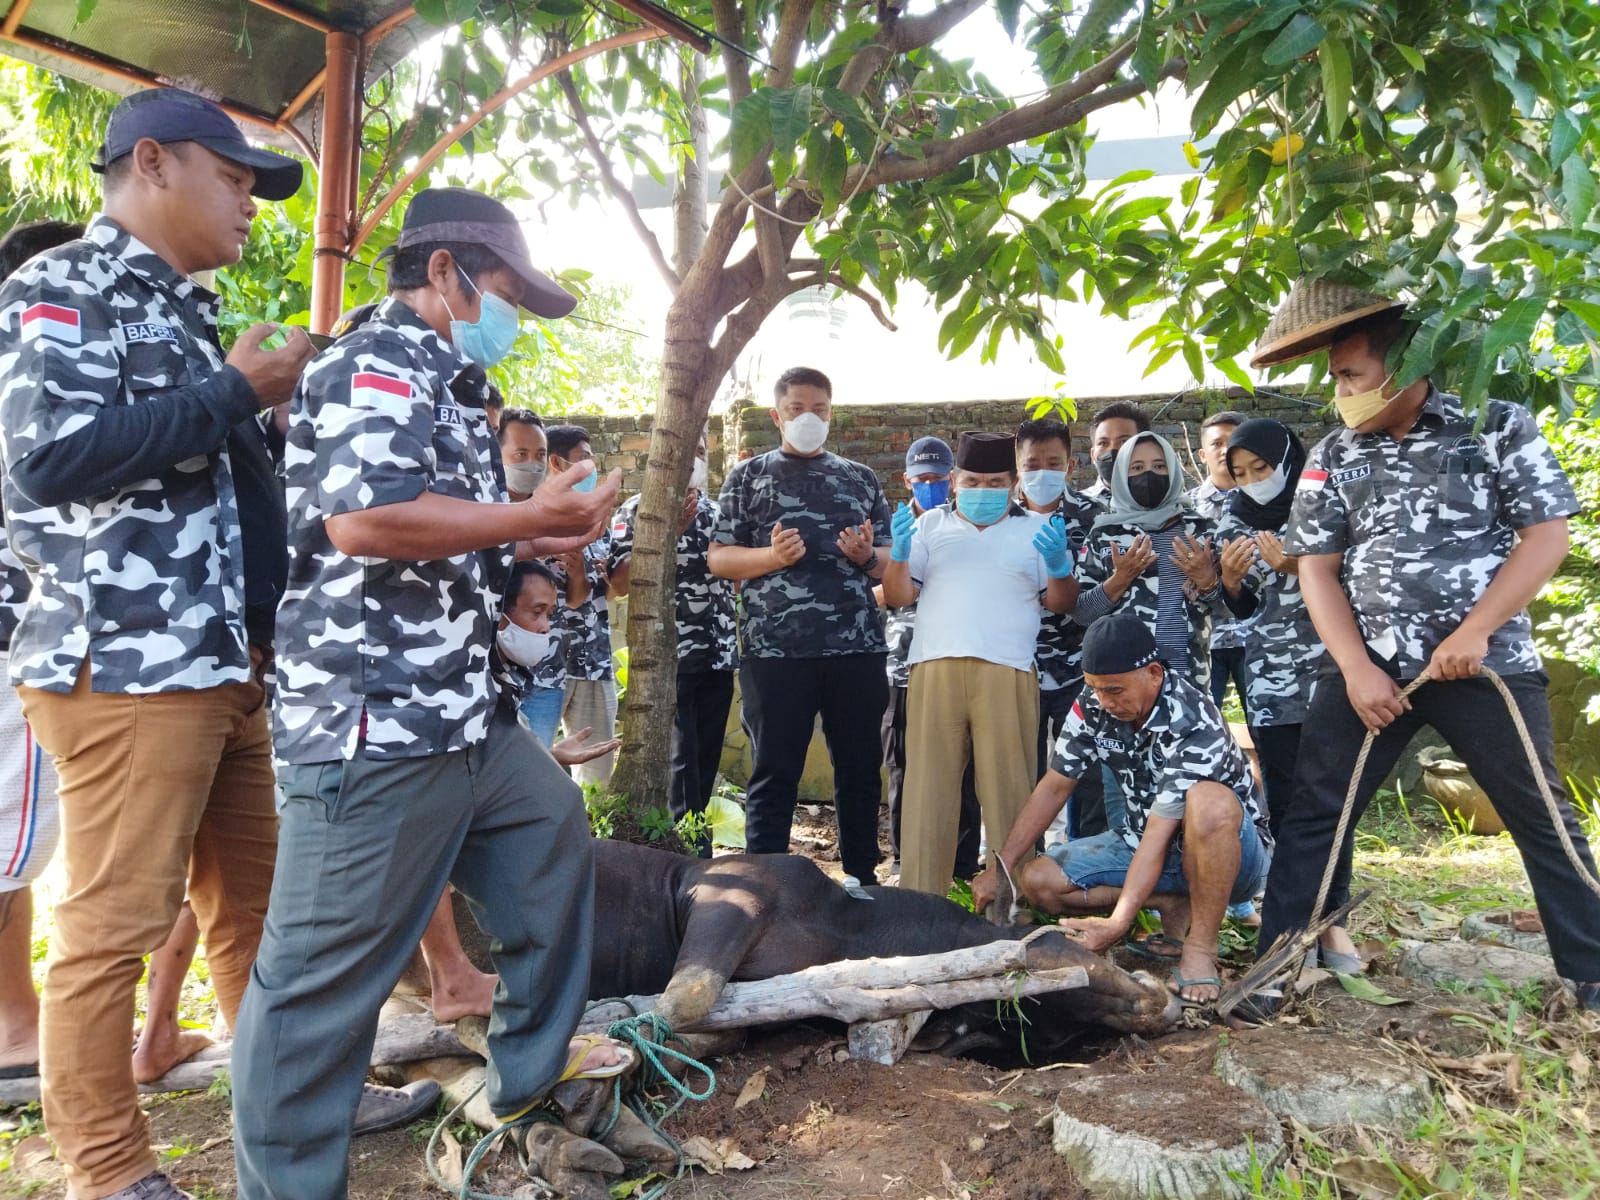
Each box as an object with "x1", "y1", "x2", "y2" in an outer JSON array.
[{"x1": 1250, "y1": 298, "x2": 1406, "y2": 367}]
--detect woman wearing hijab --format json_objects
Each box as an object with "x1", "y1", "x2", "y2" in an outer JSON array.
[
  {"x1": 1215, "y1": 419, "x2": 1355, "y2": 973},
  {"x1": 1072, "y1": 431, "x2": 1223, "y2": 690}
]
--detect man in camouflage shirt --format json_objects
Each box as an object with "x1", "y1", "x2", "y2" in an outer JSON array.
[
  {"x1": 0, "y1": 91, "x2": 312, "y2": 1200},
  {"x1": 609, "y1": 430, "x2": 736, "y2": 855},
  {"x1": 976, "y1": 614, "x2": 1273, "y2": 1006},
  {"x1": 1188, "y1": 411, "x2": 1252, "y2": 707},
  {"x1": 1249, "y1": 302, "x2": 1600, "y2": 1011},
  {"x1": 710, "y1": 366, "x2": 892, "y2": 884},
  {"x1": 230, "y1": 188, "x2": 627, "y2": 1199}
]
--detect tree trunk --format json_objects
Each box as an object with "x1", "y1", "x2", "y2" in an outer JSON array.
[{"x1": 672, "y1": 51, "x2": 707, "y2": 277}]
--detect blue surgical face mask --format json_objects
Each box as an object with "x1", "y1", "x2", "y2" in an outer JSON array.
[
  {"x1": 910, "y1": 478, "x2": 950, "y2": 510},
  {"x1": 569, "y1": 463, "x2": 598, "y2": 493},
  {"x1": 442, "y1": 268, "x2": 521, "y2": 368},
  {"x1": 955, "y1": 487, "x2": 1011, "y2": 526},
  {"x1": 1020, "y1": 468, "x2": 1067, "y2": 507}
]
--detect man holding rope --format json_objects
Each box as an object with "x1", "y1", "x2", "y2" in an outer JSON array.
[{"x1": 1245, "y1": 281, "x2": 1600, "y2": 1015}]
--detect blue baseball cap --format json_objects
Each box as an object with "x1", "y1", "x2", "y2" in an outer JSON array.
[
  {"x1": 906, "y1": 436, "x2": 954, "y2": 478},
  {"x1": 93, "y1": 88, "x2": 303, "y2": 202}
]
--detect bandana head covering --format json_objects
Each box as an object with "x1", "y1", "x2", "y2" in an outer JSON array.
[
  {"x1": 1081, "y1": 613, "x2": 1162, "y2": 676},
  {"x1": 1092, "y1": 432, "x2": 1187, "y2": 532},
  {"x1": 1226, "y1": 419, "x2": 1307, "y2": 532}
]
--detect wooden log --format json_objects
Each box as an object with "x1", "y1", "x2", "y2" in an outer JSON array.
[
  {"x1": 0, "y1": 1012, "x2": 471, "y2": 1105},
  {"x1": 847, "y1": 1011, "x2": 931, "y2": 1065},
  {"x1": 577, "y1": 964, "x2": 1089, "y2": 1034}
]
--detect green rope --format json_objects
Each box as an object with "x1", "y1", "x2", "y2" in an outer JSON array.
[{"x1": 425, "y1": 1014, "x2": 719, "y2": 1200}]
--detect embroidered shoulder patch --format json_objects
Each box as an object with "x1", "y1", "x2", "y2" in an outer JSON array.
[
  {"x1": 20, "y1": 302, "x2": 81, "y2": 345},
  {"x1": 350, "y1": 371, "x2": 412, "y2": 408},
  {"x1": 1330, "y1": 464, "x2": 1372, "y2": 486},
  {"x1": 122, "y1": 322, "x2": 179, "y2": 345},
  {"x1": 1296, "y1": 468, "x2": 1328, "y2": 492}
]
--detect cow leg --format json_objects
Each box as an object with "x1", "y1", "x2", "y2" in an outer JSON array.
[
  {"x1": 520, "y1": 1123, "x2": 621, "y2": 1200},
  {"x1": 1022, "y1": 932, "x2": 1180, "y2": 1035},
  {"x1": 655, "y1": 869, "x2": 777, "y2": 1030}
]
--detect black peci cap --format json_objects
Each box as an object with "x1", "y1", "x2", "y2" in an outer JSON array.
[
  {"x1": 955, "y1": 431, "x2": 1016, "y2": 474},
  {"x1": 1081, "y1": 613, "x2": 1161, "y2": 676},
  {"x1": 93, "y1": 88, "x2": 302, "y2": 201},
  {"x1": 393, "y1": 187, "x2": 577, "y2": 319}
]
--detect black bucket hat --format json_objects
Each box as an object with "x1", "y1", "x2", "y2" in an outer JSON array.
[
  {"x1": 92, "y1": 88, "x2": 303, "y2": 202},
  {"x1": 392, "y1": 187, "x2": 577, "y2": 319}
]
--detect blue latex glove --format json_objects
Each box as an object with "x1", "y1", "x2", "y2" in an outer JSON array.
[
  {"x1": 1033, "y1": 514, "x2": 1074, "y2": 579},
  {"x1": 890, "y1": 501, "x2": 917, "y2": 562}
]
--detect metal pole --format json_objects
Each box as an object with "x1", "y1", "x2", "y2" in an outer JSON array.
[{"x1": 311, "y1": 29, "x2": 360, "y2": 334}]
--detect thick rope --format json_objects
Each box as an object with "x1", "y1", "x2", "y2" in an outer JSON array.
[{"x1": 1310, "y1": 667, "x2": 1600, "y2": 930}]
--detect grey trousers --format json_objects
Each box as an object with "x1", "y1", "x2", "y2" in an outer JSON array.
[{"x1": 231, "y1": 708, "x2": 595, "y2": 1200}]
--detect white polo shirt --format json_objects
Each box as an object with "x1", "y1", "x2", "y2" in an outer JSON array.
[{"x1": 906, "y1": 506, "x2": 1050, "y2": 672}]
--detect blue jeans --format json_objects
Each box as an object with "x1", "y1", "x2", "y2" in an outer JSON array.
[
  {"x1": 1046, "y1": 796, "x2": 1271, "y2": 905},
  {"x1": 519, "y1": 685, "x2": 565, "y2": 748}
]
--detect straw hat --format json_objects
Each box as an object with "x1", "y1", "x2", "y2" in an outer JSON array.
[{"x1": 1250, "y1": 277, "x2": 1407, "y2": 368}]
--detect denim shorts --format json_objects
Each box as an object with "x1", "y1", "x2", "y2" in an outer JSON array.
[{"x1": 1045, "y1": 794, "x2": 1270, "y2": 904}]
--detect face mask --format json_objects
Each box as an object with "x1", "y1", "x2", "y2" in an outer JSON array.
[
  {"x1": 690, "y1": 457, "x2": 709, "y2": 491},
  {"x1": 1020, "y1": 469, "x2": 1067, "y2": 507},
  {"x1": 910, "y1": 479, "x2": 950, "y2": 510},
  {"x1": 1334, "y1": 374, "x2": 1395, "y2": 428},
  {"x1": 955, "y1": 487, "x2": 1011, "y2": 526},
  {"x1": 1127, "y1": 470, "x2": 1169, "y2": 509},
  {"x1": 1094, "y1": 451, "x2": 1117, "y2": 485},
  {"x1": 442, "y1": 268, "x2": 521, "y2": 368},
  {"x1": 504, "y1": 460, "x2": 546, "y2": 495},
  {"x1": 781, "y1": 412, "x2": 830, "y2": 454},
  {"x1": 497, "y1": 622, "x2": 556, "y2": 668},
  {"x1": 565, "y1": 462, "x2": 598, "y2": 493},
  {"x1": 1240, "y1": 464, "x2": 1288, "y2": 505}
]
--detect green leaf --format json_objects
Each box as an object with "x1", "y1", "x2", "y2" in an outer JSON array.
[
  {"x1": 1559, "y1": 300, "x2": 1600, "y2": 336},
  {"x1": 1335, "y1": 974, "x2": 1409, "y2": 1006},
  {"x1": 729, "y1": 91, "x2": 771, "y2": 176},
  {"x1": 413, "y1": 0, "x2": 478, "y2": 25},
  {"x1": 1548, "y1": 111, "x2": 1582, "y2": 174},
  {"x1": 815, "y1": 132, "x2": 847, "y2": 213},
  {"x1": 1320, "y1": 36, "x2": 1352, "y2": 143},
  {"x1": 996, "y1": 0, "x2": 1022, "y2": 40},
  {"x1": 1483, "y1": 295, "x2": 1547, "y2": 363},
  {"x1": 1469, "y1": 72, "x2": 1508, "y2": 140},
  {"x1": 1561, "y1": 154, "x2": 1595, "y2": 225},
  {"x1": 1215, "y1": 357, "x2": 1254, "y2": 391},
  {"x1": 1130, "y1": 0, "x2": 1163, "y2": 91},
  {"x1": 766, "y1": 85, "x2": 814, "y2": 160},
  {"x1": 1262, "y1": 13, "x2": 1326, "y2": 67},
  {"x1": 1189, "y1": 42, "x2": 1261, "y2": 135},
  {"x1": 74, "y1": 0, "x2": 99, "y2": 22},
  {"x1": 1065, "y1": 0, "x2": 1138, "y2": 74},
  {"x1": 1393, "y1": 42, "x2": 1426, "y2": 73}
]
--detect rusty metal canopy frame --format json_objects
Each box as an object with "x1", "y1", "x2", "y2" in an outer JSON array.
[{"x1": 0, "y1": 0, "x2": 706, "y2": 327}]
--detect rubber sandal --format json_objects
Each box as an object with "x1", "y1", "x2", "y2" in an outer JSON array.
[
  {"x1": 1166, "y1": 970, "x2": 1223, "y2": 1007},
  {"x1": 0, "y1": 1061, "x2": 38, "y2": 1080},
  {"x1": 1320, "y1": 949, "x2": 1363, "y2": 975},
  {"x1": 1576, "y1": 981, "x2": 1600, "y2": 1012},
  {"x1": 557, "y1": 1032, "x2": 635, "y2": 1084},
  {"x1": 1124, "y1": 933, "x2": 1185, "y2": 962}
]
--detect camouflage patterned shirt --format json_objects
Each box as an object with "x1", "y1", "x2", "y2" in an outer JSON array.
[
  {"x1": 1285, "y1": 389, "x2": 1575, "y2": 679},
  {"x1": 0, "y1": 216, "x2": 255, "y2": 693},
  {"x1": 0, "y1": 523, "x2": 27, "y2": 652},
  {"x1": 552, "y1": 537, "x2": 613, "y2": 682},
  {"x1": 1029, "y1": 488, "x2": 1101, "y2": 691},
  {"x1": 1189, "y1": 479, "x2": 1250, "y2": 652},
  {"x1": 274, "y1": 297, "x2": 508, "y2": 763},
  {"x1": 1052, "y1": 670, "x2": 1271, "y2": 853},
  {"x1": 1215, "y1": 512, "x2": 1324, "y2": 726},
  {"x1": 608, "y1": 491, "x2": 736, "y2": 674},
  {"x1": 884, "y1": 602, "x2": 916, "y2": 688},
  {"x1": 713, "y1": 449, "x2": 891, "y2": 659}
]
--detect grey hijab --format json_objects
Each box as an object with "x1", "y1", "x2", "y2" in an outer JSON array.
[{"x1": 1091, "y1": 432, "x2": 1188, "y2": 532}]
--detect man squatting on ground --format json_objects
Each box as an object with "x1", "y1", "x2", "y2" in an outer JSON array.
[
  {"x1": 230, "y1": 186, "x2": 629, "y2": 1200},
  {"x1": 1243, "y1": 283, "x2": 1600, "y2": 1016},
  {"x1": 0, "y1": 89, "x2": 314, "y2": 1200},
  {"x1": 974, "y1": 613, "x2": 1274, "y2": 1006}
]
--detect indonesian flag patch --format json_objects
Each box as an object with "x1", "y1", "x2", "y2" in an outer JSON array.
[
  {"x1": 1297, "y1": 468, "x2": 1329, "y2": 492},
  {"x1": 350, "y1": 371, "x2": 412, "y2": 408},
  {"x1": 20, "y1": 302, "x2": 81, "y2": 345},
  {"x1": 611, "y1": 516, "x2": 630, "y2": 539}
]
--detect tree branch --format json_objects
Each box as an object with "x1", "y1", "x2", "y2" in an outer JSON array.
[
  {"x1": 838, "y1": 0, "x2": 990, "y2": 95},
  {"x1": 851, "y1": 48, "x2": 1188, "y2": 191},
  {"x1": 711, "y1": 0, "x2": 752, "y2": 103},
  {"x1": 555, "y1": 70, "x2": 680, "y2": 293},
  {"x1": 791, "y1": 270, "x2": 899, "y2": 331}
]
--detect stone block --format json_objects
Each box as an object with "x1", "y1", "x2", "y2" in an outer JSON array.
[
  {"x1": 1214, "y1": 1028, "x2": 1431, "y2": 1131},
  {"x1": 1398, "y1": 939, "x2": 1560, "y2": 992}
]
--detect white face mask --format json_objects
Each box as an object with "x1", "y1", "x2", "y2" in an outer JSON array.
[
  {"x1": 690, "y1": 457, "x2": 708, "y2": 491},
  {"x1": 1240, "y1": 465, "x2": 1288, "y2": 504},
  {"x1": 497, "y1": 622, "x2": 557, "y2": 668},
  {"x1": 1019, "y1": 468, "x2": 1067, "y2": 507},
  {"x1": 504, "y1": 460, "x2": 546, "y2": 496},
  {"x1": 781, "y1": 412, "x2": 829, "y2": 454}
]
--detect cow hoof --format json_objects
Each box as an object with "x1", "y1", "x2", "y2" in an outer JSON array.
[
  {"x1": 454, "y1": 1014, "x2": 490, "y2": 1060},
  {"x1": 551, "y1": 1077, "x2": 613, "y2": 1136},
  {"x1": 657, "y1": 965, "x2": 725, "y2": 1030},
  {"x1": 522, "y1": 1122, "x2": 625, "y2": 1177},
  {"x1": 599, "y1": 1106, "x2": 679, "y2": 1167}
]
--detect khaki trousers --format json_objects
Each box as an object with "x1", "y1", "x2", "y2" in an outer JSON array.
[
  {"x1": 901, "y1": 657, "x2": 1038, "y2": 896},
  {"x1": 20, "y1": 654, "x2": 277, "y2": 1199}
]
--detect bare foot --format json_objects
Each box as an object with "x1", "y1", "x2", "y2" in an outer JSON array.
[
  {"x1": 0, "y1": 1029, "x2": 38, "y2": 1074},
  {"x1": 565, "y1": 1034, "x2": 627, "y2": 1075},
  {"x1": 132, "y1": 1026, "x2": 212, "y2": 1084},
  {"x1": 428, "y1": 967, "x2": 498, "y2": 1024},
  {"x1": 1152, "y1": 893, "x2": 1192, "y2": 943},
  {"x1": 1167, "y1": 944, "x2": 1222, "y2": 1005}
]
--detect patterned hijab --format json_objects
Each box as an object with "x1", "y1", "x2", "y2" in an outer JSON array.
[{"x1": 1092, "y1": 432, "x2": 1187, "y2": 532}]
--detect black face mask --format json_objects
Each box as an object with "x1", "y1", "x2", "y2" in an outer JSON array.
[
  {"x1": 1128, "y1": 470, "x2": 1169, "y2": 509},
  {"x1": 1094, "y1": 451, "x2": 1117, "y2": 485}
]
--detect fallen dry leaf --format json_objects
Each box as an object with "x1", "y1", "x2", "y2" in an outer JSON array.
[
  {"x1": 734, "y1": 1068, "x2": 767, "y2": 1110},
  {"x1": 12, "y1": 1135, "x2": 53, "y2": 1168},
  {"x1": 1569, "y1": 1049, "x2": 1592, "y2": 1083},
  {"x1": 681, "y1": 1136, "x2": 755, "y2": 1173},
  {"x1": 435, "y1": 1126, "x2": 464, "y2": 1192}
]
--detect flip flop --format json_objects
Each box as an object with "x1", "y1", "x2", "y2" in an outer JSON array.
[
  {"x1": 0, "y1": 1062, "x2": 38, "y2": 1080},
  {"x1": 557, "y1": 1033, "x2": 635, "y2": 1084},
  {"x1": 1124, "y1": 933, "x2": 1184, "y2": 962},
  {"x1": 1166, "y1": 970, "x2": 1224, "y2": 1007}
]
